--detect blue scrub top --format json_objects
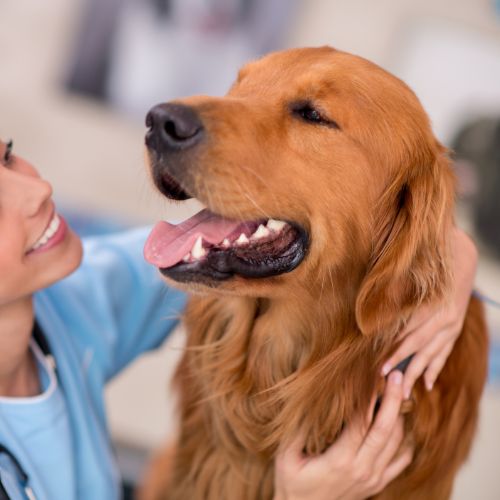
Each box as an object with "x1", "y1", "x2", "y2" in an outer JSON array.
[{"x1": 0, "y1": 228, "x2": 187, "y2": 499}]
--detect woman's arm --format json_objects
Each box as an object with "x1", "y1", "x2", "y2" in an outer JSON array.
[
  {"x1": 381, "y1": 227, "x2": 478, "y2": 398},
  {"x1": 44, "y1": 228, "x2": 187, "y2": 380}
]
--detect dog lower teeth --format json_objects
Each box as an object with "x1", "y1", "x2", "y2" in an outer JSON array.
[
  {"x1": 191, "y1": 236, "x2": 206, "y2": 259},
  {"x1": 235, "y1": 233, "x2": 249, "y2": 245},
  {"x1": 181, "y1": 218, "x2": 289, "y2": 265}
]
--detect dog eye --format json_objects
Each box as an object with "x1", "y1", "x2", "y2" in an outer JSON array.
[
  {"x1": 291, "y1": 102, "x2": 339, "y2": 129},
  {"x1": 298, "y1": 105, "x2": 322, "y2": 122}
]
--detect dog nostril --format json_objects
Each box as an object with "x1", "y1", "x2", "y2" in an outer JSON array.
[
  {"x1": 146, "y1": 103, "x2": 204, "y2": 150},
  {"x1": 164, "y1": 120, "x2": 179, "y2": 140},
  {"x1": 164, "y1": 118, "x2": 200, "y2": 142}
]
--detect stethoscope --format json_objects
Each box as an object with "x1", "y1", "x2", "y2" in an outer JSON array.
[
  {"x1": 0, "y1": 444, "x2": 35, "y2": 500},
  {"x1": 0, "y1": 322, "x2": 52, "y2": 500}
]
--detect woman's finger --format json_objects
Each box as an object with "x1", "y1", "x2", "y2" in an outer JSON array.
[
  {"x1": 382, "y1": 322, "x2": 435, "y2": 376},
  {"x1": 401, "y1": 330, "x2": 452, "y2": 398},
  {"x1": 371, "y1": 415, "x2": 405, "y2": 476},
  {"x1": 358, "y1": 371, "x2": 403, "y2": 462},
  {"x1": 322, "y1": 394, "x2": 380, "y2": 463},
  {"x1": 375, "y1": 446, "x2": 414, "y2": 493},
  {"x1": 323, "y1": 414, "x2": 367, "y2": 463},
  {"x1": 382, "y1": 334, "x2": 419, "y2": 376},
  {"x1": 423, "y1": 339, "x2": 455, "y2": 390}
]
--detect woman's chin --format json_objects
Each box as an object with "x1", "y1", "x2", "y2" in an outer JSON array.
[{"x1": 33, "y1": 229, "x2": 84, "y2": 288}]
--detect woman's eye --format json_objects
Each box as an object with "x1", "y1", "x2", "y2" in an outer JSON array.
[{"x1": 1, "y1": 140, "x2": 14, "y2": 166}]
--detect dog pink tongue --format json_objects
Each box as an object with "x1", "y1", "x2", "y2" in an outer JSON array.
[{"x1": 144, "y1": 209, "x2": 243, "y2": 268}]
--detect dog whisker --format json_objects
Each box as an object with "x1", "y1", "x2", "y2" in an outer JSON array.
[
  {"x1": 237, "y1": 164, "x2": 280, "y2": 215},
  {"x1": 232, "y1": 178, "x2": 272, "y2": 221}
]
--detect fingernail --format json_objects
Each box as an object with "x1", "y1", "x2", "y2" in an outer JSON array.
[
  {"x1": 426, "y1": 380, "x2": 434, "y2": 391},
  {"x1": 390, "y1": 370, "x2": 403, "y2": 385},
  {"x1": 381, "y1": 363, "x2": 391, "y2": 376}
]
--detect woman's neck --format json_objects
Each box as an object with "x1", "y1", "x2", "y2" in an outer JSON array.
[{"x1": 0, "y1": 296, "x2": 40, "y2": 397}]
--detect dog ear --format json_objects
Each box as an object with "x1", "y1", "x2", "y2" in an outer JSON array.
[{"x1": 355, "y1": 143, "x2": 455, "y2": 338}]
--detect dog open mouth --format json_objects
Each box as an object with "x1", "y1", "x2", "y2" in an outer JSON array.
[{"x1": 144, "y1": 171, "x2": 308, "y2": 283}]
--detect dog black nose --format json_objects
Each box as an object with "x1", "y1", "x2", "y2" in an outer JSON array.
[{"x1": 146, "y1": 103, "x2": 204, "y2": 151}]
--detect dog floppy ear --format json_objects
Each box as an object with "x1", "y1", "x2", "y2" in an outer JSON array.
[{"x1": 355, "y1": 144, "x2": 455, "y2": 338}]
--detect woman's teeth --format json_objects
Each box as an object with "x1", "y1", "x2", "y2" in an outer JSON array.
[
  {"x1": 182, "y1": 218, "x2": 288, "y2": 264},
  {"x1": 31, "y1": 214, "x2": 60, "y2": 250}
]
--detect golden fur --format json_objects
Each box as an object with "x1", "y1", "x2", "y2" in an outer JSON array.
[{"x1": 141, "y1": 47, "x2": 488, "y2": 499}]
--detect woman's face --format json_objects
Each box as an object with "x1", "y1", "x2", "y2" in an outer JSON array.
[{"x1": 0, "y1": 140, "x2": 83, "y2": 306}]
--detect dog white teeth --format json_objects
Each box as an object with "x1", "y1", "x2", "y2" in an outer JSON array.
[
  {"x1": 251, "y1": 224, "x2": 270, "y2": 240},
  {"x1": 235, "y1": 233, "x2": 249, "y2": 245},
  {"x1": 182, "y1": 253, "x2": 191, "y2": 262},
  {"x1": 191, "y1": 236, "x2": 206, "y2": 259},
  {"x1": 266, "y1": 219, "x2": 286, "y2": 232},
  {"x1": 222, "y1": 238, "x2": 231, "y2": 248}
]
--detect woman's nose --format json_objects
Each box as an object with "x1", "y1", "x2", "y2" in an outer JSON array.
[
  {"x1": 7, "y1": 169, "x2": 54, "y2": 217},
  {"x1": 23, "y1": 177, "x2": 53, "y2": 217}
]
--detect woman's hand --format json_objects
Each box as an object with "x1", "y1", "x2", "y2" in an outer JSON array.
[
  {"x1": 274, "y1": 371, "x2": 413, "y2": 500},
  {"x1": 381, "y1": 227, "x2": 478, "y2": 398}
]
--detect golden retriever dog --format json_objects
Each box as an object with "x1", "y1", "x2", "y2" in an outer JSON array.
[{"x1": 141, "y1": 47, "x2": 488, "y2": 499}]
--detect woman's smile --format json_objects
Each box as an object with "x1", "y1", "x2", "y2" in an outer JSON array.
[{"x1": 26, "y1": 212, "x2": 68, "y2": 255}]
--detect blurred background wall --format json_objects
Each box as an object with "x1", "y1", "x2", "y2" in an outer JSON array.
[{"x1": 1, "y1": 0, "x2": 500, "y2": 498}]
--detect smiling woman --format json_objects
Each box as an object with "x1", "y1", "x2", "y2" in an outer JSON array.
[
  {"x1": 0, "y1": 139, "x2": 83, "y2": 305},
  {"x1": 0, "y1": 139, "x2": 190, "y2": 500}
]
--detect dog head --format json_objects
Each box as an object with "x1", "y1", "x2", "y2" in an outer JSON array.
[{"x1": 144, "y1": 46, "x2": 454, "y2": 336}]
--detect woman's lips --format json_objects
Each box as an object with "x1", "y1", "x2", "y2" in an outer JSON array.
[{"x1": 27, "y1": 213, "x2": 68, "y2": 255}]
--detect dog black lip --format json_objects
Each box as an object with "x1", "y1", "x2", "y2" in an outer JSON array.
[
  {"x1": 159, "y1": 222, "x2": 309, "y2": 283},
  {"x1": 149, "y1": 156, "x2": 193, "y2": 201},
  {"x1": 157, "y1": 168, "x2": 192, "y2": 201}
]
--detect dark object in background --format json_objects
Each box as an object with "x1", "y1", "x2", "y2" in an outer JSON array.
[
  {"x1": 65, "y1": 0, "x2": 297, "y2": 114},
  {"x1": 452, "y1": 117, "x2": 500, "y2": 258},
  {"x1": 65, "y1": 0, "x2": 125, "y2": 100}
]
